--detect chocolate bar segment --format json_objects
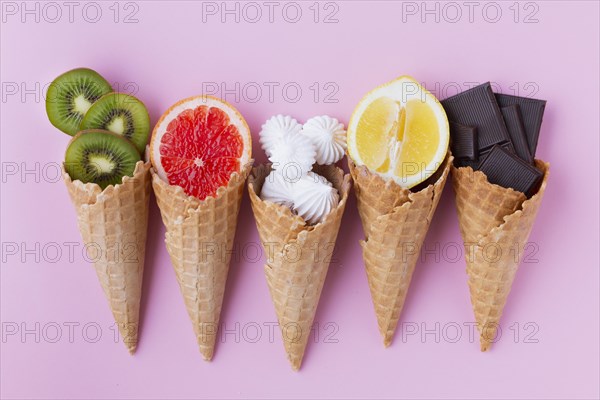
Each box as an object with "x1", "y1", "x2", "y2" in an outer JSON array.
[
  {"x1": 454, "y1": 142, "x2": 512, "y2": 170},
  {"x1": 442, "y1": 83, "x2": 510, "y2": 150},
  {"x1": 460, "y1": 142, "x2": 514, "y2": 170},
  {"x1": 478, "y1": 145, "x2": 543, "y2": 198},
  {"x1": 495, "y1": 93, "x2": 546, "y2": 157},
  {"x1": 479, "y1": 141, "x2": 514, "y2": 161},
  {"x1": 501, "y1": 105, "x2": 534, "y2": 164},
  {"x1": 449, "y1": 121, "x2": 478, "y2": 161}
]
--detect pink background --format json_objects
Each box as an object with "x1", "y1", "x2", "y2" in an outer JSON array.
[{"x1": 1, "y1": 1, "x2": 599, "y2": 399}]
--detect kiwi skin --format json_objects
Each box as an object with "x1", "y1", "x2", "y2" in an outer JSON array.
[
  {"x1": 46, "y1": 68, "x2": 112, "y2": 136},
  {"x1": 79, "y1": 92, "x2": 150, "y2": 155},
  {"x1": 65, "y1": 129, "x2": 141, "y2": 189}
]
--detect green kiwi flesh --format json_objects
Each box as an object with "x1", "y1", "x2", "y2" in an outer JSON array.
[
  {"x1": 65, "y1": 129, "x2": 141, "y2": 189},
  {"x1": 46, "y1": 68, "x2": 112, "y2": 136},
  {"x1": 80, "y1": 92, "x2": 150, "y2": 155}
]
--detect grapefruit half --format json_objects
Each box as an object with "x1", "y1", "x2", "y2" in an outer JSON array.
[{"x1": 150, "y1": 96, "x2": 252, "y2": 200}]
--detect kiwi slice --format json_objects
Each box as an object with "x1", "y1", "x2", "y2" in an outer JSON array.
[
  {"x1": 46, "y1": 68, "x2": 112, "y2": 136},
  {"x1": 65, "y1": 129, "x2": 141, "y2": 189},
  {"x1": 80, "y1": 92, "x2": 150, "y2": 155}
]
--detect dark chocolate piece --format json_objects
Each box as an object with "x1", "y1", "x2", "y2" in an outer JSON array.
[
  {"x1": 500, "y1": 105, "x2": 534, "y2": 164},
  {"x1": 442, "y1": 83, "x2": 511, "y2": 151},
  {"x1": 478, "y1": 145, "x2": 543, "y2": 198},
  {"x1": 495, "y1": 93, "x2": 546, "y2": 157},
  {"x1": 479, "y1": 142, "x2": 514, "y2": 162},
  {"x1": 449, "y1": 121, "x2": 478, "y2": 160},
  {"x1": 459, "y1": 142, "x2": 513, "y2": 170}
]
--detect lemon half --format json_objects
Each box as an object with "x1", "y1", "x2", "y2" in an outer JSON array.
[{"x1": 347, "y1": 76, "x2": 449, "y2": 188}]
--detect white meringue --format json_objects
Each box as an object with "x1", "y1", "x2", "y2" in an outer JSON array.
[
  {"x1": 259, "y1": 115, "x2": 302, "y2": 156},
  {"x1": 300, "y1": 116, "x2": 347, "y2": 165},
  {"x1": 268, "y1": 131, "x2": 316, "y2": 177},
  {"x1": 260, "y1": 170, "x2": 295, "y2": 208},
  {"x1": 292, "y1": 172, "x2": 340, "y2": 225}
]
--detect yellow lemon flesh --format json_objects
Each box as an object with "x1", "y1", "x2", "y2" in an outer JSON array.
[{"x1": 347, "y1": 76, "x2": 449, "y2": 188}]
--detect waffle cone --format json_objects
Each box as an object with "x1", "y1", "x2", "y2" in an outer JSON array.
[
  {"x1": 248, "y1": 164, "x2": 351, "y2": 371},
  {"x1": 349, "y1": 154, "x2": 452, "y2": 347},
  {"x1": 151, "y1": 163, "x2": 252, "y2": 361},
  {"x1": 63, "y1": 161, "x2": 152, "y2": 354},
  {"x1": 452, "y1": 159, "x2": 549, "y2": 351}
]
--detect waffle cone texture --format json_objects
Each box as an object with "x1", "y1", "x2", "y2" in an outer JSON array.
[
  {"x1": 63, "y1": 161, "x2": 152, "y2": 354},
  {"x1": 452, "y1": 159, "x2": 549, "y2": 351},
  {"x1": 248, "y1": 164, "x2": 351, "y2": 371},
  {"x1": 349, "y1": 154, "x2": 453, "y2": 347},
  {"x1": 151, "y1": 163, "x2": 252, "y2": 361}
]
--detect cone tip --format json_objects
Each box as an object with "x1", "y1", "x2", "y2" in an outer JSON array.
[
  {"x1": 383, "y1": 336, "x2": 392, "y2": 348},
  {"x1": 126, "y1": 343, "x2": 137, "y2": 355},
  {"x1": 199, "y1": 346, "x2": 214, "y2": 361},
  {"x1": 380, "y1": 327, "x2": 394, "y2": 347},
  {"x1": 287, "y1": 354, "x2": 302, "y2": 371},
  {"x1": 480, "y1": 341, "x2": 491, "y2": 352}
]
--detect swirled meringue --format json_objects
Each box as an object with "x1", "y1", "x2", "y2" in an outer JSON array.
[
  {"x1": 292, "y1": 172, "x2": 340, "y2": 225},
  {"x1": 260, "y1": 170, "x2": 295, "y2": 208},
  {"x1": 259, "y1": 115, "x2": 302, "y2": 156},
  {"x1": 268, "y1": 131, "x2": 316, "y2": 176},
  {"x1": 300, "y1": 116, "x2": 347, "y2": 165}
]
